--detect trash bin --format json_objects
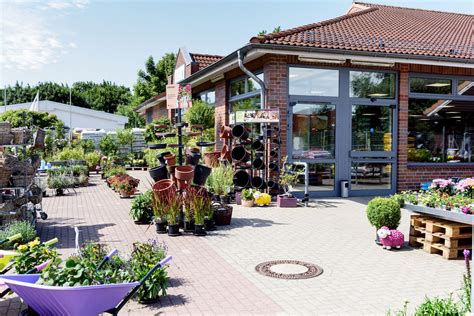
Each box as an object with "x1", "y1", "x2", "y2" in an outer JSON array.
[{"x1": 340, "y1": 180, "x2": 349, "y2": 198}]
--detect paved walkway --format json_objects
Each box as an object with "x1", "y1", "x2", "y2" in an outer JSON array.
[{"x1": 1, "y1": 171, "x2": 469, "y2": 315}]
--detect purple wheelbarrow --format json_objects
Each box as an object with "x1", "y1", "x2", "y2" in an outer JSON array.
[{"x1": 0, "y1": 255, "x2": 172, "y2": 316}]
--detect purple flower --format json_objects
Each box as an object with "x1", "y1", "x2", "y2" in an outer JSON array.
[{"x1": 464, "y1": 249, "x2": 470, "y2": 259}]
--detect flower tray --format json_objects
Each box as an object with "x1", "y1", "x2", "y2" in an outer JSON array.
[
  {"x1": 277, "y1": 195, "x2": 298, "y2": 208},
  {"x1": 404, "y1": 203, "x2": 473, "y2": 225}
]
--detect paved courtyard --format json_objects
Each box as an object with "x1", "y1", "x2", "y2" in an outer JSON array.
[{"x1": 1, "y1": 171, "x2": 468, "y2": 315}]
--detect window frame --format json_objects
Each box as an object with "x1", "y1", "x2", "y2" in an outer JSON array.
[
  {"x1": 407, "y1": 73, "x2": 474, "y2": 166},
  {"x1": 196, "y1": 89, "x2": 216, "y2": 106},
  {"x1": 228, "y1": 72, "x2": 264, "y2": 118}
]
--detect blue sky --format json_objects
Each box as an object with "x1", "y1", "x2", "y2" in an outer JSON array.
[{"x1": 1, "y1": 0, "x2": 472, "y2": 90}]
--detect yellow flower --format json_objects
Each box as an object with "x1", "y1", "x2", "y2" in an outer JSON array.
[
  {"x1": 255, "y1": 193, "x2": 271, "y2": 206},
  {"x1": 28, "y1": 239, "x2": 40, "y2": 248},
  {"x1": 18, "y1": 244, "x2": 28, "y2": 251}
]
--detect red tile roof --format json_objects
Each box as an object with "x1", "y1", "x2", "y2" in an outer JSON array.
[
  {"x1": 250, "y1": 2, "x2": 473, "y2": 60},
  {"x1": 190, "y1": 53, "x2": 223, "y2": 69}
]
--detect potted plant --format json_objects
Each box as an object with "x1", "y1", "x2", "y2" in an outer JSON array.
[
  {"x1": 130, "y1": 191, "x2": 153, "y2": 224},
  {"x1": 366, "y1": 197, "x2": 401, "y2": 245},
  {"x1": 151, "y1": 189, "x2": 168, "y2": 234},
  {"x1": 183, "y1": 187, "x2": 196, "y2": 232},
  {"x1": 191, "y1": 187, "x2": 210, "y2": 236},
  {"x1": 241, "y1": 188, "x2": 255, "y2": 207},
  {"x1": 205, "y1": 164, "x2": 233, "y2": 204},
  {"x1": 277, "y1": 161, "x2": 302, "y2": 207},
  {"x1": 204, "y1": 202, "x2": 215, "y2": 231},
  {"x1": 166, "y1": 190, "x2": 182, "y2": 237},
  {"x1": 117, "y1": 180, "x2": 137, "y2": 198}
]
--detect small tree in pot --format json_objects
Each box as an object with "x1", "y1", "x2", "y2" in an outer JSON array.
[
  {"x1": 366, "y1": 197, "x2": 401, "y2": 245},
  {"x1": 277, "y1": 160, "x2": 303, "y2": 207}
]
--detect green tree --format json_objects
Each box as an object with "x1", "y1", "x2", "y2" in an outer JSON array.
[
  {"x1": 116, "y1": 103, "x2": 145, "y2": 128},
  {"x1": 184, "y1": 100, "x2": 215, "y2": 129},
  {"x1": 258, "y1": 26, "x2": 282, "y2": 35},
  {"x1": 133, "y1": 53, "x2": 176, "y2": 104},
  {"x1": 0, "y1": 109, "x2": 64, "y2": 129}
]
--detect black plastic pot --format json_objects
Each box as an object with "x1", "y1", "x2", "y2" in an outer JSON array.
[
  {"x1": 184, "y1": 221, "x2": 195, "y2": 232},
  {"x1": 194, "y1": 224, "x2": 206, "y2": 236},
  {"x1": 269, "y1": 162, "x2": 279, "y2": 171},
  {"x1": 56, "y1": 188, "x2": 64, "y2": 196},
  {"x1": 231, "y1": 124, "x2": 249, "y2": 139},
  {"x1": 231, "y1": 146, "x2": 250, "y2": 162},
  {"x1": 252, "y1": 158, "x2": 265, "y2": 169},
  {"x1": 155, "y1": 222, "x2": 167, "y2": 234},
  {"x1": 267, "y1": 180, "x2": 279, "y2": 189},
  {"x1": 220, "y1": 195, "x2": 231, "y2": 205},
  {"x1": 193, "y1": 164, "x2": 212, "y2": 186},
  {"x1": 251, "y1": 140, "x2": 264, "y2": 151},
  {"x1": 157, "y1": 151, "x2": 171, "y2": 166},
  {"x1": 204, "y1": 219, "x2": 215, "y2": 231},
  {"x1": 149, "y1": 166, "x2": 168, "y2": 181},
  {"x1": 186, "y1": 153, "x2": 202, "y2": 166},
  {"x1": 251, "y1": 176, "x2": 267, "y2": 189},
  {"x1": 233, "y1": 170, "x2": 251, "y2": 187},
  {"x1": 168, "y1": 224, "x2": 181, "y2": 236}
]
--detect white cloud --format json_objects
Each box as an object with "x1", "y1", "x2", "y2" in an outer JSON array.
[
  {"x1": 45, "y1": 0, "x2": 89, "y2": 10},
  {"x1": 0, "y1": 1, "x2": 87, "y2": 71}
]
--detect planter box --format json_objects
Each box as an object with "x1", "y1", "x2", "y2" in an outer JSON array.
[
  {"x1": 404, "y1": 203, "x2": 473, "y2": 225},
  {"x1": 277, "y1": 195, "x2": 298, "y2": 208}
]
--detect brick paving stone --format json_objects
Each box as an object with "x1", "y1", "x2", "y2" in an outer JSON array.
[{"x1": 1, "y1": 171, "x2": 469, "y2": 315}]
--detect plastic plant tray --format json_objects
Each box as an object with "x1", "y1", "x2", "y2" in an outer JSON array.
[
  {"x1": 148, "y1": 144, "x2": 167, "y2": 149},
  {"x1": 0, "y1": 274, "x2": 140, "y2": 316},
  {"x1": 196, "y1": 141, "x2": 216, "y2": 147}
]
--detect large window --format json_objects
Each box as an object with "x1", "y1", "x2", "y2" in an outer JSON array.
[
  {"x1": 408, "y1": 75, "x2": 474, "y2": 163},
  {"x1": 292, "y1": 103, "x2": 336, "y2": 159},
  {"x1": 289, "y1": 68, "x2": 339, "y2": 96},
  {"x1": 229, "y1": 74, "x2": 264, "y2": 123},
  {"x1": 350, "y1": 71, "x2": 395, "y2": 99},
  {"x1": 197, "y1": 89, "x2": 215, "y2": 105}
]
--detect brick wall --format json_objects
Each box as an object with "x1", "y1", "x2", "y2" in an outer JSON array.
[{"x1": 214, "y1": 80, "x2": 227, "y2": 150}]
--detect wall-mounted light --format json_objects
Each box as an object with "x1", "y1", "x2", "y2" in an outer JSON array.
[
  {"x1": 425, "y1": 83, "x2": 451, "y2": 87},
  {"x1": 211, "y1": 74, "x2": 225, "y2": 83},
  {"x1": 351, "y1": 60, "x2": 395, "y2": 67},
  {"x1": 298, "y1": 56, "x2": 346, "y2": 64}
]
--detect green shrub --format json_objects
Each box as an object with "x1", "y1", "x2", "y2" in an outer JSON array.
[
  {"x1": 104, "y1": 166, "x2": 126, "y2": 178},
  {"x1": 143, "y1": 148, "x2": 159, "y2": 168},
  {"x1": 77, "y1": 139, "x2": 96, "y2": 153},
  {"x1": 99, "y1": 134, "x2": 118, "y2": 156},
  {"x1": 130, "y1": 191, "x2": 153, "y2": 222},
  {"x1": 85, "y1": 151, "x2": 101, "y2": 169},
  {"x1": 205, "y1": 164, "x2": 233, "y2": 196},
  {"x1": 52, "y1": 147, "x2": 84, "y2": 161},
  {"x1": 390, "y1": 194, "x2": 405, "y2": 208},
  {"x1": 184, "y1": 100, "x2": 215, "y2": 129},
  {"x1": 414, "y1": 294, "x2": 462, "y2": 316},
  {"x1": 366, "y1": 197, "x2": 401, "y2": 229},
  {"x1": 0, "y1": 221, "x2": 37, "y2": 248}
]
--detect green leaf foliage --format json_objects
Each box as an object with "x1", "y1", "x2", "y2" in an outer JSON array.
[
  {"x1": 366, "y1": 197, "x2": 401, "y2": 229},
  {"x1": 184, "y1": 100, "x2": 215, "y2": 129}
]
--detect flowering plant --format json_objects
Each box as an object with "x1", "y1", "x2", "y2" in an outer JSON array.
[
  {"x1": 14, "y1": 238, "x2": 60, "y2": 274},
  {"x1": 430, "y1": 178, "x2": 454, "y2": 194},
  {"x1": 241, "y1": 188, "x2": 257, "y2": 201},
  {"x1": 461, "y1": 205, "x2": 472, "y2": 215},
  {"x1": 456, "y1": 178, "x2": 474, "y2": 198}
]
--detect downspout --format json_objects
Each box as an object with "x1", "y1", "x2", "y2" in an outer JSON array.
[{"x1": 237, "y1": 50, "x2": 266, "y2": 108}]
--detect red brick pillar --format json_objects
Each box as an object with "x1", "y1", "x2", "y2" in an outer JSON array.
[
  {"x1": 397, "y1": 64, "x2": 409, "y2": 191},
  {"x1": 264, "y1": 55, "x2": 288, "y2": 157},
  {"x1": 214, "y1": 80, "x2": 227, "y2": 150}
]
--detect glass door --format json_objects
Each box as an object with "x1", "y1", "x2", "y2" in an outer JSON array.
[
  {"x1": 289, "y1": 102, "x2": 337, "y2": 196},
  {"x1": 349, "y1": 104, "x2": 396, "y2": 195}
]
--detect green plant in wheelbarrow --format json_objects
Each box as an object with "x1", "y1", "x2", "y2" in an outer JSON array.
[
  {"x1": 366, "y1": 197, "x2": 401, "y2": 245},
  {"x1": 14, "y1": 238, "x2": 61, "y2": 274},
  {"x1": 130, "y1": 190, "x2": 154, "y2": 224},
  {"x1": 129, "y1": 240, "x2": 169, "y2": 304}
]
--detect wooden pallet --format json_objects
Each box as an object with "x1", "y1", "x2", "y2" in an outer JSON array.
[
  {"x1": 410, "y1": 236, "x2": 471, "y2": 260},
  {"x1": 410, "y1": 228, "x2": 472, "y2": 249},
  {"x1": 410, "y1": 215, "x2": 472, "y2": 238}
]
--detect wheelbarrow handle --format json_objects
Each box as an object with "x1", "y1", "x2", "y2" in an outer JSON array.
[
  {"x1": 0, "y1": 233, "x2": 22, "y2": 246},
  {"x1": 34, "y1": 260, "x2": 50, "y2": 272},
  {"x1": 139, "y1": 255, "x2": 172, "y2": 286},
  {"x1": 97, "y1": 248, "x2": 118, "y2": 270},
  {"x1": 43, "y1": 238, "x2": 59, "y2": 247}
]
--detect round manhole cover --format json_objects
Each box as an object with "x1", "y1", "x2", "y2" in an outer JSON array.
[{"x1": 255, "y1": 260, "x2": 323, "y2": 280}]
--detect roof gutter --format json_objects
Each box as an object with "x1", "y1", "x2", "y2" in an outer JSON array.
[
  {"x1": 237, "y1": 50, "x2": 266, "y2": 108},
  {"x1": 182, "y1": 43, "x2": 474, "y2": 86}
]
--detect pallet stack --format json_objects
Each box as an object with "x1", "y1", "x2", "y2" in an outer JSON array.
[{"x1": 409, "y1": 215, "x2": 472, "y2": 259}]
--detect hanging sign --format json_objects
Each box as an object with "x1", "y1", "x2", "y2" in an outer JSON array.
[
  {"x1": 166, "y1": 84, "x2": 179, "y2": 109},
  {"x1": 235, "y1": 109, "x2": 280, "y2": 123}
]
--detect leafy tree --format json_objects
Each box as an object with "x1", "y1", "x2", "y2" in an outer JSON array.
[
  {"x1": 116, "y1": 103, "x2": 145, "y2": 128},
  {"x1": 99, "y1": 134, "x2": 118, "y2": 157},
  {"x1": 133, "y1": 54, "x2": 176, "y2": 104},
  {"x1": 184, "y1": 100, "x2": 215, "y2": 129},
  {"x1": 0, "y1": 109, "x2": 64, "y2": 129},
  {"x1": 258, "y1": 26, "x2": 282, "y2": 35}
]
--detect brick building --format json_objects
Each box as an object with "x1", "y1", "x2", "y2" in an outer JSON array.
[{"x1": 138, "y1": 2, "x2": 473, "y2": 197}]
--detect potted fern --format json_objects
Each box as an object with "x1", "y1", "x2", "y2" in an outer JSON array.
[{"x1": 205, "y1": 164, "x2": 233, "y2": 204}]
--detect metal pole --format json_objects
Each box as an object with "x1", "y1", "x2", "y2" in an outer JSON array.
[
  {"x1": 69, "y1": 86, "x2": 72, "y2": 142},
  {"x1": 3, "y1": 86, "x2": 7, "y2": 112}
]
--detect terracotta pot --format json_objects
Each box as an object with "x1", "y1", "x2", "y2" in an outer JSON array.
[
  {"x1": 241, "y1": 199, "x2": 254, "y2": 207},
  {"x1": 251, "y1": 140, "x2": 264, "y2": 151},
  {"x1": 233, "y1": 170, "x2": 251, "y2": 187},
  {"x1": 164, "y1": 154, "x2": 176, "y2": 166},
  {"x1": 190, "y1": 147, "x2": 200, "y2": 154},
  {"x1": 167, "y1": 165, "x2": 177, "y2": 182},
  {"x1": 152, "y1": 179, "x2": 174, "y2": 193},
  {"x1": 232, "y1": 125, "x2": 249, "y2": 139},
  {"x1": 175, "y1": 166, "x2": 194, "y2": 181},
  {"x1": 269, "y1": 162, "x2": 279, "y2": 171},
  {"x1": 204, "y1": 152, "x2": 220, "y2": 167},
  {"x1": 220, "y1": 144, "x2": 231, "y2": 161},
  {"x1": 177, "y1": 179, "x2": 188, "y2": 190},
  {"x1": 251, "y1": 176, "x2": 267, "y2": 189},
  {"x1": 219, "y1": 126, "x2": 232, "y2": 139},
  {"x1": 252, "y1": 157, "x2": 265, "y2": 169}
]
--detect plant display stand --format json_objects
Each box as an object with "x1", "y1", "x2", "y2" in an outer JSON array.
[
  {"x1": 409, "y1": 215, "x2": 472, "y2": 259},
  {"x1": 228, "y1": 109, "x2": 281, "y2": 195}
]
